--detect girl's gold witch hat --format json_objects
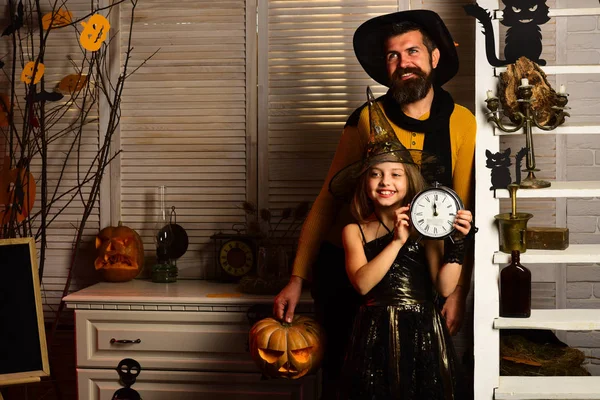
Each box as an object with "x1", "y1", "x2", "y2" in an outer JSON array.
[{"x1": 328, "y1": 87, "x2": 444, "y2": 200}]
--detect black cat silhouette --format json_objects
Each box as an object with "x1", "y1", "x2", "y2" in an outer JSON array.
[
  {"x1": 464, "y1": 0, "x2": 550, "y2": 66},
  {"x1": 514, "y1": 147, "x2": 528, "y2": 184},
  {"x1": 486, "y1": 148, "x2": 512, "y2": 190}
]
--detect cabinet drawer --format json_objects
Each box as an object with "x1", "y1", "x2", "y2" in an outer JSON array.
[
  {"x1": 75, "y1": 309, "x2": 257, "y2": 371},
  {"x1": 77, "y1": 368, "x2": 318, "y2": 400}
]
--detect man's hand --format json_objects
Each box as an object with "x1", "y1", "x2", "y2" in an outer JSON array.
[
  {"x1": 441, "y1": 285, "x2": 467, "y2": 336},
  {"x1": 273, "y1": 275, "x2": 303, "y2": 323}
]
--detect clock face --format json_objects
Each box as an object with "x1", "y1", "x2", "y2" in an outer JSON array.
[
  {"x1": 219, "y1": 239, "x2": 254, "y2": 277},
  {"x1": 409, "y1": 186, "x2": 463, "y2": 239}
]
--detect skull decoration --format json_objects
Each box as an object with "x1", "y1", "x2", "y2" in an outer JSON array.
[
  {"x1": 249, "y1": 315, "x2": 323, "y2": 379},
  {"x1": 20, "y1": 61, "x2": 45, "y2": 84},
  {"x1": 79, "y1": 14, "x2": 110, "y2": 51},
  {"x1": 57, "y1": 74, "x2": 88, "y2": 94},
  {"x1": 41, "y1": 8, "x2": 73, "y2": 30},
  {"x1": 95, "y1": 222, "x2": 144, "y2": 282},
  {"x1": 112, "y1": 358, "x2": 141, "y2": 400}
]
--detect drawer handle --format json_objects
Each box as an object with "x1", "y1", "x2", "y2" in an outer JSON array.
[{"x1": 110, "y1": 338, "x2": 141, "y2": 344}]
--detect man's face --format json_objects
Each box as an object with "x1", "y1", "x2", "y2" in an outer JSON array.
[{"x1": 384, "y1": 30, "x2": 440, "y2": 105}]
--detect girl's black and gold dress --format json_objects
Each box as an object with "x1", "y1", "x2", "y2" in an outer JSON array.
[{"x1": 338, "y1": 228, "x2": 465, "y2": 400}]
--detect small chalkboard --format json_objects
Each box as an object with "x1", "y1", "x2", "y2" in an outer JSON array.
[{"x1": 0, "y1": 238, "x2": 49, "y2": 385}]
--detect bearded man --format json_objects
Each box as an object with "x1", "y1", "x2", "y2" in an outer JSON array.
[{"x1": 273, "y1": 10, "x2": 476, "y2": 398}]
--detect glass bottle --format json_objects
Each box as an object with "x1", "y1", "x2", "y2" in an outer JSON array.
[
  {"x1": 500, "y1": 250, "x2": 531, "y2": 318},
  {"x1": 152, "y1": 186, "x2": 177, "y2": 283}
]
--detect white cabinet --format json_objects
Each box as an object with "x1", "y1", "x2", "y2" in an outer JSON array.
[
  {"x1": 64, "y1": 280, "x2": 318, "y2": 400},
  {"x1": 473, "y1": 2, "x2": 600, "y2": 399},
  {"x1": 77, "y1": 369, "x2": 316, "y2": 400}
]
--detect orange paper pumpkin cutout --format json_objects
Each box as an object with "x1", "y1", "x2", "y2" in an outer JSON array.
[
  {"x1": 42, "y1": 9, "x2": 72, "y2": 30},
  {"x1": 0, "y1": 156, "x2": 36, "y2": 225},
  {"x1": 20, "y1": 61, "x2": 45, "y2": 84},
  {"x1": 57, "y1": 74, "x2": 88, "y2": 94},
  {"x1": 79, "y1": 14, "x2": 110, "y2": 51},
  {"x1": 0, "y1": 94, "x2": 10, "y2": 127}
]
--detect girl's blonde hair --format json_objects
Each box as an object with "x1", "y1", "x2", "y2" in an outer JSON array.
[{"x1": 350, "y1": 162, "x2": 427, "y2": 223}]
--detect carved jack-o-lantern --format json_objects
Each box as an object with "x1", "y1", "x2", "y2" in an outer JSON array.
[
  {"x1": 249, "y1": 315, "x2": 323, "y2": 379},
  {"x1": 41, "y1": 8, "x2": 73, "y2": 30},
  {"x1": 79, "y1": 14, "x2": 110, "y2": 52},
  {"x1": 95, "y1": 221, "x2": 144, "y2": 282},
  {"x1": 57, "y1": 74, "x2": 88, "y2": 94},
  {"x1": 21, "y1": 61, "x2": 45, "y2": 84}
]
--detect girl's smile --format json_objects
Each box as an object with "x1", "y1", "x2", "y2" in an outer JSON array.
[{"x1": 376, "y1": 189, "x2": 397, "y2": 198}]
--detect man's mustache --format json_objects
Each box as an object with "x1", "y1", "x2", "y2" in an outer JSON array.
[{"x1": 392, "y1": 67, "x2": 427, "y2": 80}]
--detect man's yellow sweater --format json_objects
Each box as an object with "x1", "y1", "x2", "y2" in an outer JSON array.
[{"x1": 292, "y1": 101, "x2": 477, "y2": 280}]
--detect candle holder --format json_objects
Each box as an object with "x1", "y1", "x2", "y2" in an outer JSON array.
[{"x1": 485, "y1": 83, "x2": 570, "y2": 189}]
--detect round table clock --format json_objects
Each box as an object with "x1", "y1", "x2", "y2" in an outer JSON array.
[
  {"x1": 219, "y1": 239, "x2": 254, "y2": 277},
  {"x1": 409, "y1": 182, "x2": 464, "y2": 240},
  {"x1": 210, "y1": 232, "x2": 258, "y2": 281}
]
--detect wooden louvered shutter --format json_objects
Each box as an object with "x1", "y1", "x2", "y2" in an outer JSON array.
[
  {"x1": 258, "y1": 0, "x2": 400, "y2": 221},
  {"x1": 117, "y1": 0, "x2": 256, "y2": 278}
]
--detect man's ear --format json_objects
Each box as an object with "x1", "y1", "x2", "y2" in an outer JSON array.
[{"x1": 431, "y1": 48, "x2": 441, "y2": 69}]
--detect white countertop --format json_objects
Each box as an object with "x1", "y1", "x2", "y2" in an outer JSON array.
[{"x1": 63, "y1": 279, "x2": 314, "y2": 308}]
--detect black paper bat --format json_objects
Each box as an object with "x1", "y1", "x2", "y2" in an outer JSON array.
[
  {"x1": 32, "y1": 90, "x2": 64, "y2": 102},
  {"x1": 2, "y1": 0, "x2": 24, "y2": 37}
]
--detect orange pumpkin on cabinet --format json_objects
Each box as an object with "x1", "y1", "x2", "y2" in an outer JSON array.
[
  {"x1": 249, "y1": 315, "x2": 323, "y2": 379},
  {"x1": 95, "y1": 222, "x2": 144, "y2": 282}
]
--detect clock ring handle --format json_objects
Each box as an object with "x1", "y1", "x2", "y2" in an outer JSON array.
[
  {"x1": 231, "y1": 223, "x2": 246, "y2": 234},
  {"x1": 110, "y1": 338, "x2": 142, "y2": 345},
  {"x1": 169, "y1": 206, "x2": 177, "y2": 224}
]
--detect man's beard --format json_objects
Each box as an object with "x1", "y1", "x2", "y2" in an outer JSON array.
[{"x1": 388, "y1": 66, "x2": 434, "y2": 106}]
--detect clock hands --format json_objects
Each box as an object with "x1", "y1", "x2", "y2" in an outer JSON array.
[{"x1": 432, "y1": 201, "x2": 438, "y2": 217}]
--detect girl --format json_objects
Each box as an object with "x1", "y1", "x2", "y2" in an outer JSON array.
[{"x1": 336, "y1": 154, "x2": 472, "y2": 399}]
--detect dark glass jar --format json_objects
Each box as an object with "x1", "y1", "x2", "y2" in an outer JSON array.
[{"x1": 500, "y1": 250, "x2": 531, "y2": 318}]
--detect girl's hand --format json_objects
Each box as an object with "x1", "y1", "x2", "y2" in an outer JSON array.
[
  {"x1": 394, "y1": 205, "x2": 411, "y2": 244},
  {"x1": 453, "y1": 209, "x2": 473, "y2": 238}
]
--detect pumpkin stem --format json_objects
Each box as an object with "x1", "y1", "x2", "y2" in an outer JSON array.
[
  {"x1": 281, "y1": 321, "x2": 292, "y2": 328},
  {"x1": 118, "y1": 220, "x2": 123, "y2": 227}
]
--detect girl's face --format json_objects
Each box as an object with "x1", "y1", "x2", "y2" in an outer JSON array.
[{"x1": 366, "y1": 162, "x2": 408, "y2": 208}]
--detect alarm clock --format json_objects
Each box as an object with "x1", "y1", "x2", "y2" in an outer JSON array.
[
  {"x1": 210, "y1": 232, "x2": 258, "y2": 281},
  {"x1": 409, "y1": 182, "x2": 464, "y2": 240}
]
